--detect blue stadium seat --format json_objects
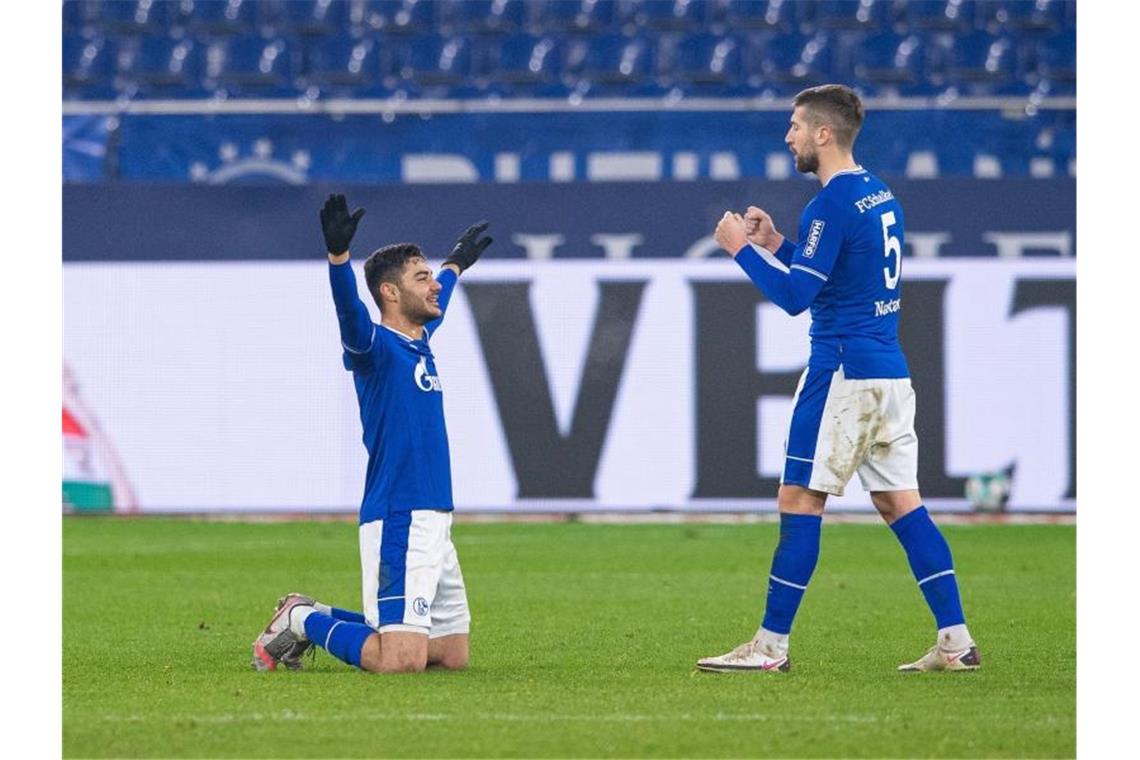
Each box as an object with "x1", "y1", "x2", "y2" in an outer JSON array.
[
  {"x1": 983, "y1": 0, "x2": 1067, "y2": 35},
  {"x1": 208, "y1": 36, "x2": 297, "y2": 96},
  {"x1": 117, "y1": 37, "x2": 207, "y2": 98},
  {"x1": 535, "y1": 0, "x2": 619, "y2": 34},
  {"x1": 487, "y1": 34, "x2": 567, "y2": 95},
  {"x1": 568, "y1": 32, "x2": 662, "y2": 96},
  {"x1": 304, "y1": 36, "x2": 393, "y2": 96},
  {"x1": 719, "y1": 0, "x2": 797, "y2": 33},
  {"x1": 183, "y1": 0, "x2": 261, "y2": 37},
  {"x1": 756, "y1": 31, "x2": 835, "y2": 93},
  {"x1": 371, "y1": 0, "x2": 439, "y2": 35},
  {"x1": 395, "y1": 34, "x2": 477, "y2": 93},
  {"x1": 631, "y1": 0, "x2": 712, "y2": 32},
  {"x1": 669, "y1": 33, "x2": 745, "y2": 94},
  {"x1": 1034, "y1": 28, "x2": 1075, "y2": 94},
  {"x1": 852, "y1": 31, "x2": 931, "y2": 95},
  {"x1": 898, "y1": 0, "x2": 976, "y2": 32},
  {"x1": 941, "y1": 31, "x2": 1020, "y2": 93},
  {"x1": 268, "y1": 0, "x2": 353, "y2": 38},
  {"x1": 63, "y1": 35, "x2": 118, "y2": 99},
  {"x1": 62, "y1": 1, "x2": 100, "y2": 36},
  {"x1": 446, "y1": 0, "x2": 528, "y2": 36},
  {"x1": 95, "y1": 0, "x2": 170, "y2": 36},
  {"x1": 798, "y1": 0, "x2": 891, "y2": 31}
]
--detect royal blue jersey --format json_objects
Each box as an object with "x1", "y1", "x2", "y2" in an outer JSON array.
[
  {"x1": 734, "y1": 167, "x2": 909, "y2": 379},
  {"x1": 328, "y1": 261, "x2": 457, "y2": 523}
]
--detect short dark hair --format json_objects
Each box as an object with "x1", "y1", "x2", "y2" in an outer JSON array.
[
  {"x1": 793, "y1": 84, "x2": 864, "y2": 149},
  {"x1": 363, "y1": 243, "x2": 425, "y2": 308}
]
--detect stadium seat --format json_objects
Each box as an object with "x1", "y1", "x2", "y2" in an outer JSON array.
[
  {"x1": 985, "y1": 0, "x2": 1066, "y2": 35},
  {"x1": 63, "y1": 35, "x2": 119, "y2": 99},
  {"x1": 798, "y1": 0, "x2": 891, "y2": 31},
  {"x1": 852, "y1": 31, "x2": 932, "y2": 95},
  {"x1": 757, "y1": 31, "x2": 835, "y2": 93},
  {"x1": 395, "y1": 34, "x2": 477, "y2": 93},
  {"x1": 116, "y1": 36, "x2": 206, "y2": 98},
  {"x1": 719, "y1": 0, "x2": 797, "y2": 33},
  {"x1": 487, "y1": 33, "x2": 566, "y2": 95},
  {"x1": 208, "y1": 35, "x2": 297, "y2": 96},
  {"x1": 181, "y1": 0, "x2": 263, "y2": 37},
  {"x1": 568, "y1": 32, "x2": 662, "y2": 96},
  {"x1": 62, "y1": 0, "x2": 101, "y2": 36},
  {"x1": 370, "y1": 0, "x2": 439, "y2": 35},
  {"x1": 94, "y1": 0, "x2": 170, "y2": 36},
  {"x1": 446, "y1": 0, "x2": 528, "y2": 37},
  {"x1": 303, "y1": 36, "x2": 393, "y2": 96},
  {"x1": 534, "y1": 0, "x2": 619, "y2": 35},
  {"x1": 669, "y1": 33, "x2": 746, "y2": 94},
  {"x1": 941, "y1": 31, "x2": 1019, "y2": 92},
  {"x1": 630, "y1": 0, "x2": 712, "y2": 32},
  {"x1": 898, "y1": 0, "x2": 976, "y2": 33},
  {"x1": 268, "y1": 0, "x2": 353, "y2": 38},
  {"x1": 1034, "y1": 28, "x2": 1075, "y2": 95}
]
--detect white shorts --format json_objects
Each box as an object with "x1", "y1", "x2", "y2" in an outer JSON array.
[
  {"x1": 782, "y1": 365, "x2": 919, "y2": 497},
  {"x1": 359, "y1": 509, "x2": 471, "y2": 639}
]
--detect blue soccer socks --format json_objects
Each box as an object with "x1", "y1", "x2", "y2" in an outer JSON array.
[
  {"x1": 302, "y1": 611, "x2": 374, "y2": 669},
  {"x1": 329, "y1": 607, "x2": 368, "y2": 625},
  {"x1": 761, "y1": 512, "x2": 823, "y2": 636},
  {"x1": 890, "y1": 506, "x2": 967, "y2": 630}
]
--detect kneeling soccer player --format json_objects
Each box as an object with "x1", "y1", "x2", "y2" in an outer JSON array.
[{"x1": 251, "y1": 194, "x2": 491, "y2": 673}]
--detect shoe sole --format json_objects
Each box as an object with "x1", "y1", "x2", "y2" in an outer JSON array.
[
  {"x1": 250, "y1": 595, "x2": 309, "y2": 672},
  {"x1": 696, "y1": 660, "x2": 791, "y2": 673}
]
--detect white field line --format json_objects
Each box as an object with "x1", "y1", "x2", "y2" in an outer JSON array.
[{"x1": 98, "y1": 710, "x2": 885, "y2": 725}]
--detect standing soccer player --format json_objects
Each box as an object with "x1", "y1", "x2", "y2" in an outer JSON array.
[
  {"x1": 251, "y1": 194, "x2": 491, "y2": 673},
  {"x1": 697, "y1": 85, "x2": 980, "y2": 674}
]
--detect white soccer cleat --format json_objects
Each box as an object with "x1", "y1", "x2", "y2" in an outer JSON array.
[
  {"x1": 898, "y1": 643, "x2": 981, "y2": 672},
  {"x1": 251, "y1": 593, "x2": 315, "y2": 672},
  {"x1": 696, "y1": 639, "x2": 790, "y2": 673}
]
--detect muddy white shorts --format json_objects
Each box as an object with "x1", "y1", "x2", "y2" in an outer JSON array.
[
  {"x1": 359, "y1": 509, "x2": 471, "y2": 638},
  {"x1": 782, "y1": 365, "x2": 919, "y2": 496}
]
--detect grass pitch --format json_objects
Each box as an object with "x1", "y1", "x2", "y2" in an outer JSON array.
[{"x1": 64, "y1": 517, "x2": 1074, "y2": 758}]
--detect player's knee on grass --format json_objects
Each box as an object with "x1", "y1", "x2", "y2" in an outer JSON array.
[
  {"x1": 361, "y1": 631, "x2": 428, "y2": 673},
  {"x1": 429, "y1": 634, "x2": 469, "y2": 670}
]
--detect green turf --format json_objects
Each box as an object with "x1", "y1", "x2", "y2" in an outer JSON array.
[{"x1": 63, "y1": 517, "x2": 1074, "y2": 758}]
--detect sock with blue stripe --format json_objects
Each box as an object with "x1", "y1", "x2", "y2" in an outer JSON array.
[
  {"x1": 760, "y1": 513, "x2": 822, "y2": 648},
  {"x1": 329, "y1": 607, "x2": 368, "y2": 625},
  {"x1": 890, "y1": 506, "x2": 972, "y2": 648},
  {"x1": 300, "y1": 611, "x2": 374, "y2": 669}
]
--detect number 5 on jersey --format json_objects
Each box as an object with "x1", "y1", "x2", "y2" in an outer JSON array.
[{"x1": 881, "y1": 210, "x2": 901, "y2": 290}]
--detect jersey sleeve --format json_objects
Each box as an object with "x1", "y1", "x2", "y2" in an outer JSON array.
[
  {"x1": 328, "y1": 260, "x2": 381, "y2": 369},
  {"x1": 787, "y1": 196, "x2": 845, "y2": 285},
  {"x1": 424, "y1": 267, "x2": 458, "y2": 338}
]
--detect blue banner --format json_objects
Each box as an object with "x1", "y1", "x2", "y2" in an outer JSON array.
[
  {"x1": 63, "y1": 178, "x2": 1075, "y2": 261},
  {"x1": 64, "y1": 109, "x2": 1077, "y2": 183}
]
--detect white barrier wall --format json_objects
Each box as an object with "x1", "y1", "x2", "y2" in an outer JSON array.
[{"x1": 63, "y1": 259, "x2": 1074, "y2": 513}]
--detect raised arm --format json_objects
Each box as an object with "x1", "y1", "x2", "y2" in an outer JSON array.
[
  {"x1": 321, "y1": 194, "x2": 374, "y2": 352},
  {"x1": 425, "y1": 221, "x2": 493, "y2": 336}
]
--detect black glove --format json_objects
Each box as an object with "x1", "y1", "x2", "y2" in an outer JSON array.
[
  {"x1": 443, "y1": 221, "x2": 493, "y2": 273},
  {"x1": 319, "y1": 193, "x2": 365, "y2": 255}
]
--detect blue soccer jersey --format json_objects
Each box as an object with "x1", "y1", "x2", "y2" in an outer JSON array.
[
  {"x1": 328, "y1": 261, "x2": 458, "y2": 523},
  {"x1": 734, "y1": 167, "x2": 909, "y2": 379}
]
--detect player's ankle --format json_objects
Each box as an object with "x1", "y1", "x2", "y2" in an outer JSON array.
[
  {"x1": 288, "y1": 605, "x2": 316, "y2": 639},
  {"x1": 754, "y1": 627, "x2": 790, "y2": 657},
  {"x1": 937, "y1": 623, "x2": 972, "y2": 652}
]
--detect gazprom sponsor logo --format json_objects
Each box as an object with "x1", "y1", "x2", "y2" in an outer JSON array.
[
  {"x1": 855, "y1": 189, "x2": 895, "y2": 214},
  {"x1": 414, "y1": 357, "x2": 443, "y2": 392},
  {"x1": 803, "y1": 219, "x2": 825, "y2": 258},
  {"x1": 875, "y1": 298, "x2": 902, "y2": 317}
]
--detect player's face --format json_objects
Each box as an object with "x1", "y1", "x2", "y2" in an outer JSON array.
[
  {"x1": 785, "y1": 106, "x2": 820, "y2": 174},
  {"x1": 397, "y1": 258, "x2": 443, "y2": 324}
]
